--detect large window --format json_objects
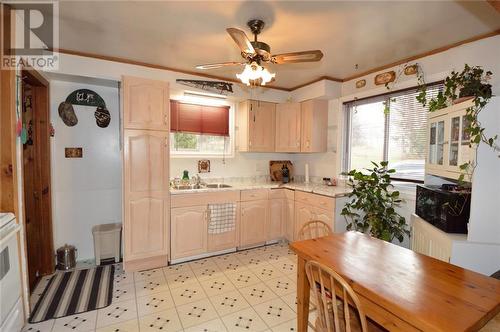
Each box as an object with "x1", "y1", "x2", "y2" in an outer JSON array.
[{"x1": 344, "y1": 84, "x2": 443, "y2": 181}]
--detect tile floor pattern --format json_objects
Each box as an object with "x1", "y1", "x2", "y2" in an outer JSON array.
[{"x1": 25, "y1": 243, "x2": 317, "y2": 332}]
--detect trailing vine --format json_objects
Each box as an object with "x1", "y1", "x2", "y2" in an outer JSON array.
[
  {"x1": 383, "y1": 63, "x2": 426, "y2": 114},
  {"x1": 416, "y1": 65, "x2": 498, "y2": 183}
]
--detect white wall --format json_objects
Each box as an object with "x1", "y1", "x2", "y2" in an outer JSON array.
[{"x1": 50, "y1": 80, "x2": 121, "y2": 260}]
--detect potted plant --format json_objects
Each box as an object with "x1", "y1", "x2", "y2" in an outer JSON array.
[
  {"x1": 417, "y1": 65, "x2": 497, "y2": 182},
  {"x1": 341, "y1": 161, "x2": 409, "y2": 243}
]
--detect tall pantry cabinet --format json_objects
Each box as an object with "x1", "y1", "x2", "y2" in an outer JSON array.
[{"x1": 122, "y1": 76, "x2": 170, "y2": 272}]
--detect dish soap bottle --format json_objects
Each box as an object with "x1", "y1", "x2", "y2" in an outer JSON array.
[{"x1": 181, "y1": 170, "x2": 190, "y2": 185}]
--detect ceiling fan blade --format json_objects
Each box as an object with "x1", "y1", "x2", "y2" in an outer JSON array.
[
  {"x1": 226, "y1": 28, "x2": 255, "y2": 55},
  {"x1": 271, "y1": 50, "x2": 324, "y2": 64},
  {"x1": 195, "y1": 62, "x2": 245, "y2": 70}
]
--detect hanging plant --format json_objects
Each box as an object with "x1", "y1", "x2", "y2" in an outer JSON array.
[
  {"x1": 382, "y1": 63, "x2": 425, "y2": 114},
  {"x1": 416, "y1": 64, "x2": 498, "y2": 182},
  {"x1": 341, "y1": 161, "x2": 409, "y2": 243}
]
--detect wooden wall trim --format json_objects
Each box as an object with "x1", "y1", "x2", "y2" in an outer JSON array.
[
  {"x1": 53, "y1": 28, "x2": 499, "y2": 92},
  {"x1": 54, "y1": 48, "x2": 292, "y2": 91},
  {"x1": 343, "y1": 29, "x2": 500, "y2": 82},
  {"x1": 487, "y1": 0, "x2": 500, "y2": 13}
]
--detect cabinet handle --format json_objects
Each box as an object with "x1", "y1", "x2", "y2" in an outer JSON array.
[
  {"x1": 165, "y1": 137, "x2": 168, "y2": 147},
  {"x1": 164, "y1": 114, "x2": 168, "y2": 125}
]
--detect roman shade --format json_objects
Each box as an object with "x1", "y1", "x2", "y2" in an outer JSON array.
[{"x1": 170, "y1": 100, "x2": 230, "y2": 136}]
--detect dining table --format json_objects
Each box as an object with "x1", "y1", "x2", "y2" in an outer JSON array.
[{"x1": 289, "y1": 231, "x2": 500, "y2": 332}]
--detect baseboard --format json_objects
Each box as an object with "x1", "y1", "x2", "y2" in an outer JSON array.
[{"x1": 123, "y1": 254, "x2": 168, "y2": 272}]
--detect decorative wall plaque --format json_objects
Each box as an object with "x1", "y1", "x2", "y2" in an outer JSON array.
[
  {"x1": 198, "y1": 159, "x2": 210, "y2": 173},
  {"x1": 404, "y1": 64, "x2": 418, "y2": 76},
  {"x1": 374, "y1": 71, "x2": 396, "y2": 85},
  {"x1": 355, "y1": 79, "x2": 366, "y2": 89},
  {"x1": 65, "y1": 147, "x2": 83, "y2": 158},
  {"x1": 59, "y1": 89, "x2": 111, "y2": 128}
]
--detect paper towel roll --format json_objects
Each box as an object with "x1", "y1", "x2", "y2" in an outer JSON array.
[{"x1": 305, "y1": 163, "x2": 309, "y2": 184}]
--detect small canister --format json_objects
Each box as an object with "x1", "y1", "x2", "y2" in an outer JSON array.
[{"x1": 56, "y1": 244, "x2": 77, "y2": 270}]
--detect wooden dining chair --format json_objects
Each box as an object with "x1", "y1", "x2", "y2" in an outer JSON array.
[
  {"x1": 305, "y1": 260, "x2": 368, "y2": 332},
  {"x1": 297, "y1": 220, "x2": 333, "y2": 241}
]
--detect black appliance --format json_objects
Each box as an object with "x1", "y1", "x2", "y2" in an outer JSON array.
[{"x1": 415, "y1": 184, "x2": 471, "y2": 234}]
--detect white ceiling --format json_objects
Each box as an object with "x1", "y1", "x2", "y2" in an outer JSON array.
[{"x1": 57, "y1": 1, "x2": 500, "y2": 89}]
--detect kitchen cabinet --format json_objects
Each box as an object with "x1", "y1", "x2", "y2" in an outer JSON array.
[
  {"x1": 269, "y1": 189, "x2": 286, "y2": 241},
  {"x1": 300, "y1": 99, "x2": 328, "y2": 153},
  {"x1": 286, "y1": 198, "x2": 295, "y2": 241},
  {"x1": 240, "y1": 200, "x2": 268, "y2": 247},
  {"x1": 238, "y1": 100, "x2": 276, "y2": 152},
  {"x1": 171, "y1": 205, "x2": 207, "y2": 260},
  {"x1": 294, "y1": 191, "x2": 335, "y2": 239},
  {"x1": 275, "y1": 102, "x2": 301, "y2": 152},
  {"x1": 426, "y1": 100, "x2": 475, "y2": 181},
  {"x1": 123, "y1": 129, "x2": 169, "y2": 271},
  {"x1": 123, "y1": 76, "x2": 170, "y2": 131}
]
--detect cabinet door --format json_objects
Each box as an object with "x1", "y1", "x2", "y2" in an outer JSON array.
[
  {"x1": 294, "y1": 201, "x2": 316, "y2": 239},
  {"x1": 286, "y1": 199, "x2": 295, "y2": 241},
  {"x1": 249, "y1": 100, "x2": 276, "y2": 152},
  {"x1": 171, "y1": 206, "x2": 208, "y2": 260},
  {"x1": 269, "y1": 198, "x2": 285, "y2": 241},
  {"x1": 313, "y1": 206, "x2": 334, "y2": 231},
  {"x1": 240, "y1": 200, "x2": 268, "y2": 247},
  {"x1": 275, "y1": 103, "x2": 301, "y2": 152},
  {"x1": 301, "y1": 99, "x2": 328, "y2": 152},
  {"x1": 427, "y1": 114, "x2": 448, "y2": 170},
  {"x1": 123, "y1": 130, "x2": 169, "y2": 265},
  {"x1": 123, "y1": 76, "x2": 169, "y2": 130},
  {"x1": 446, "y1": 108, "x2": 473, "y2": 173}
]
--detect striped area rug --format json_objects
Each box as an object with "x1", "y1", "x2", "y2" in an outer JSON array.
[{"x1": 29, "y1": 265, "x2": 114, "y2": 323}]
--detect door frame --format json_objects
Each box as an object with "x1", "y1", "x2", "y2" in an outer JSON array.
[{"x1": 20, "y1": 68, "x2": 55, "y2": 289}]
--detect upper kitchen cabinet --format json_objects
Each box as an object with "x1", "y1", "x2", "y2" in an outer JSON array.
[
  {"x1": 275, "y1": 102, "x2": 301, "y2": 152},
  {"x1": 123, "y1": 76, "x2": 170, "y2": 131},
  {"x1": 238, "y1": 100, "x2": 276, "y2": 152},
  {"x1": 300, "y1": 99, "x2": 328, "y2": 153}
]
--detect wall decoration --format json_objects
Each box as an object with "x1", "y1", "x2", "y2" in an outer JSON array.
[
  {"x1": 58, "y1": 89, "x2": 111, "y2": 128},
  {"x1": 404, "y1": 64, "x2": 418, "y2": 76},
  {"x1": 65, "y1": 147, "x2": 83, "y2": 158},
  {"x1": 176, "y1": 79, "x2": 234, "y2": 95},
  {"x1": 374, "y1": 71, "x2": 396, "y2": 85},
  {"x1": 355, "y1": 79, "x2": 366, "y2": 89},
  {"x1": 198, "y1": 159, "x2": 210, "y2": 173}
]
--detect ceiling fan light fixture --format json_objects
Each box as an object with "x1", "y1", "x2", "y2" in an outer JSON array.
[{"x1": 236, "y1": 61, "x2": 275, "y2": 86}]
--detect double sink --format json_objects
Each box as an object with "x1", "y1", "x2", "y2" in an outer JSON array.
[{"x1": 171, "y1": 183, "x2": 232, "y2": 191}]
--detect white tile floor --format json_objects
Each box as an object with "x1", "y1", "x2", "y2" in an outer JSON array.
[{"x1": 24, "y1": 243, "x2": 316, "y2": 332}]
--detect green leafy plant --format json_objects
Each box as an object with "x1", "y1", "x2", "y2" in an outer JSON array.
[
  {"x1": 417, "y1": 65, "x2": 498, "y2": 183},
  {"x1": 341, "y1": 161, "x2": 409, "y2": 243}
]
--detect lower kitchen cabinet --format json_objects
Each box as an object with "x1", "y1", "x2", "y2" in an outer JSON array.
[
  {"x1": 240, "y1": 200, "x2": 268, "y2": 247},
  {"x1": 269, "y1": 197, "x2": 285, "y2": 241},
  {"x1": 170, "y1": 205, "x2": 207, "y2": 260},
  {"x1": 286, "y1": 198, "x2": 295, "y2": 241},
  {"x1": 295, "y1": 199, "x2": 334, "y2": 239}
]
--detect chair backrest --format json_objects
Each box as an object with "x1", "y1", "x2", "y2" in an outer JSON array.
[
  {"x1": 305, "y1": 260, "x2": 368, "y2": 332},
  {"x1": 297, "y1": 220, "x2": 333, "y2": 241}
]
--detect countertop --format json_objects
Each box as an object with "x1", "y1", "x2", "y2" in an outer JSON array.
[{"x1": 170, "y1": 181, "x2": 351, "y2": 198}]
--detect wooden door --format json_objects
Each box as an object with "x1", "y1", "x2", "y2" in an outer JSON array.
[
  {"x1": 249, "y1": 100, "x2": 275, "y2": 152},
  {"x1": 171, "y1": 206, "x2": 207, "y2": 259},
  {"x1": 294, "y1": 201, "x2": 315, "y2": 239},
  {"x1": 240, "y1": 200, "x2": 268, "y2": 247},
  {"x1": 123, "y1": 129, "x2": 169, "y2": 268},
  {"x1": 275, "y1": 102, "x2": 301, "y2": 152},
  {"x1": 286, "y1": 198, "x2": 295, "y2": 241},
  {"x1": 21, "y1": 80, "x2": 54, "y2": 290},
  {"x1": 123, "y1": 76, "x2": 169, "y2": 130},
  {"x1": 268, "y1": 198, "x2": 285, "y2": 241}
]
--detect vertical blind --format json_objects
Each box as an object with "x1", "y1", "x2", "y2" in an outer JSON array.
[
  {"x1": 170, "y1": 100, "x2": 230, "y2": 136},
  {"x1": 344, "y1": 83, "x2": 443, "y2": 181}
]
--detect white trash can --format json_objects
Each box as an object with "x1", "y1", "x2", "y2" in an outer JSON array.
[{"x1": 92, "y1": 223, "x2": 122, "y2": 265}]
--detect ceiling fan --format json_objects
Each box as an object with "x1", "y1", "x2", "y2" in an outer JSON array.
[{"x1": 195, "y1": 19, "x2": 324, "y2": 86}]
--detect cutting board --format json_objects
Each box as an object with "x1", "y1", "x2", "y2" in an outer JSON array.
[{"x1": 269, "y1": 160, "x2": 294, "y2": 182}]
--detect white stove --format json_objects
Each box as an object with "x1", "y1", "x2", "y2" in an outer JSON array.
[{"x1": 0, "y1": 212, "x2": 24, "y2": 332}]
